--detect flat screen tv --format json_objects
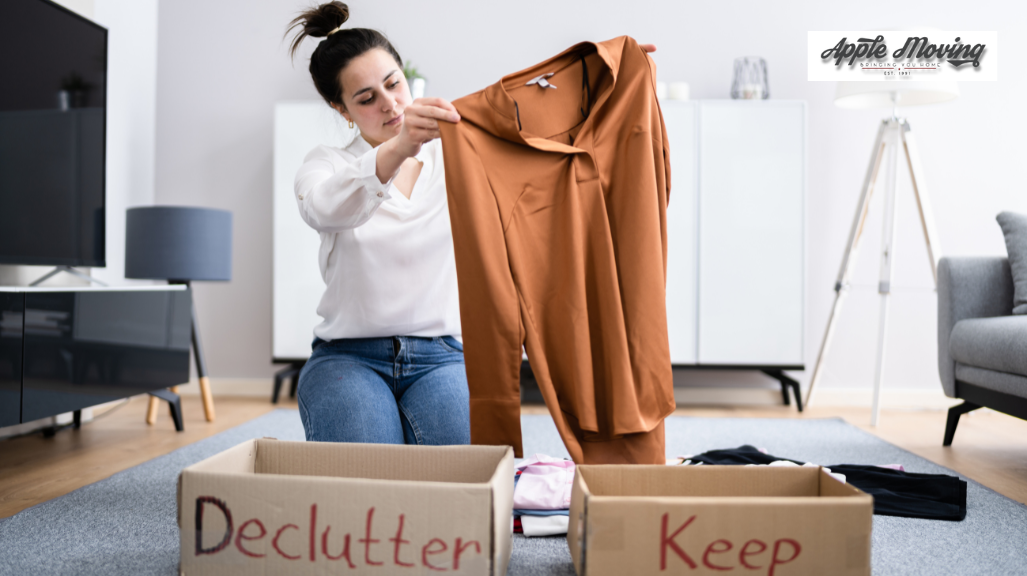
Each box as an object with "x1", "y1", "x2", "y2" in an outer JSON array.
[{"x1": 0, "y1": 0, "x2": 107, "y2": 267}]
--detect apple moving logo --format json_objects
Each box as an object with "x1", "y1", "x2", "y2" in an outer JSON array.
[{"x1": 821, "y1": 35, "x2": 986, "y2": 68}]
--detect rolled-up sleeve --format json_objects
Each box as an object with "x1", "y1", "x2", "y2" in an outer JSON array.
[{"x1": 294, "y1": 144, "x2": 397, "y2": 232}]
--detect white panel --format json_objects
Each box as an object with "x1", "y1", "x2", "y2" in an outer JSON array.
[
  {"x1": 272, "y1": 102, "x2": 355, "y2": 360},
  {"x1": 698, "y1": 101, "x2": 805, "y2": 365},
  {"x1": 661, "y1": 101, "x2": 699, "y2": 365}
]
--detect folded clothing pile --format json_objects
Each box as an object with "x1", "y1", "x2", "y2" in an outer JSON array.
[
  {"x1": 675, "y1": 445, "x2": 968, "y2": 521},
  {"x1": 512, "y1": 454, "x2": 574, "y2": 537}
]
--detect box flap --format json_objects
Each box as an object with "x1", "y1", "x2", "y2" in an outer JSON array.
[
  {"x1": 819, "y1": 468, "x2": 872, "y2": 500},
  {"x1": 252, "y1": 439, "x2": 508, "y2": 483},
  {"x1": 567, "y1": 467, "x2": 592, "y2": 575},
  {"x1": 182, "y1": 438, "x2": 257, "y2": 474},
  {"x1": 486, "y1": 447, "x2": 515, "y2": 576},
  {"x1": 579, "y1": 465, "x2": 823, "y2": 497}
]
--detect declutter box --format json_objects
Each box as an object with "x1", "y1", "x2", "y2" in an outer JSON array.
[
  {"x1": 567, "y1": 465, "x2": 873, "y2": 576},
  {"x1": 177, "y1": 438, "x2": 514, "y2": 575}
]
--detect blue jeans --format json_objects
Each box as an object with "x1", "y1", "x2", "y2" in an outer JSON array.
[{"x1": 297, "y1": 335, "x2": 470, "y2": 446}]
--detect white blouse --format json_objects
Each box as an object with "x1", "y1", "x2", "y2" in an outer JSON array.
[{"x1": 294, "y1": 135, "x2": 461, "y2": 342}]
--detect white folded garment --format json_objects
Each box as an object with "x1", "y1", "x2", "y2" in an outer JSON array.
[{"x1": 521, "y1": 514, "x2": 569, "y2": 537}]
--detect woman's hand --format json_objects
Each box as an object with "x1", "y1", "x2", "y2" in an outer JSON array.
[
  {"x1": 393, "y1": 97, "x2": 461, "y2": 158},
  {"x1": 377, "y1": 97, "x2": 460, "y2": 184},
  {"x1": 640, "y1": 44, "x2": 657, "y2": 53}
]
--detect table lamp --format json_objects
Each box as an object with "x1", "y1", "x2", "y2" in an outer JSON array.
[
  {"x1": 126, "y1": 206, "x2": 232, "y2": 424},
  {"x1": 805, "y1": 80, "x2": 959, "y2": 425}
]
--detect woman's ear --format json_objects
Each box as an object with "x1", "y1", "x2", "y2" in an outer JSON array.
[{"x1": 331, "y1": 102, "x2": 350, "y2": 123}]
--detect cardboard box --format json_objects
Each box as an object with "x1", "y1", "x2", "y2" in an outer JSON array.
[
  {"x1": 567, "y1": 465, "x2": 873, "y2": 576},
  {"x1": 177, "y1": 438, "x2": 514, "y2": 575}
]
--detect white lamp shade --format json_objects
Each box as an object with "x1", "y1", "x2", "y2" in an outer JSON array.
[{"x1": 834, "y1": 81, "x2": 959, "y2": 109}]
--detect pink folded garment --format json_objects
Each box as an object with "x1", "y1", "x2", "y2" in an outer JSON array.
[{"x1": 513, "y1": 454, "x2": 575, "y2": 510}]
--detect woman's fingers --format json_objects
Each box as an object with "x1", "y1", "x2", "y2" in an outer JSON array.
[
  {"x1": 402, "y1": 114, "x2": 441, "y2": 143},
  {"x1": 407, "y1": 100, "x2": 461, "y2": 123},
  {"x1": 413, "y1": 97, "x2": 458, "y2": 113},
  {"x1": 404, "y1": 111, "x2": 440, "y2": 131}
]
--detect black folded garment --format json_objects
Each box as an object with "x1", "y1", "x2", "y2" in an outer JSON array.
[{"x1": 681, "y1": 445, "x2": 967, "y2": 521}]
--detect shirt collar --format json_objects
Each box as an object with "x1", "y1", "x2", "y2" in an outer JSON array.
[{"x1": 467, "y1": 38, "x2": 621, "y2": 154}]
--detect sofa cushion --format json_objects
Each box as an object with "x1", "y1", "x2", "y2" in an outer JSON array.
[
  {"x1": 996, "y1": 211, "x2": 1027, "y2": 314},
  {"x1": 949, "y1": 316, "x2": 1027, "y2": 377}
]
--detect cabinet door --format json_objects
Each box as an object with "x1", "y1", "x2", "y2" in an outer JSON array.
[
  {"x1": 21, "y1": 290, "x2": 192, "y2": 422},
  {"x1": 698, "y1": 101, "x2": 805, "y2": 366},
  {"x1": 661, "y1": 101, "x2": 699, "y2": 364}
]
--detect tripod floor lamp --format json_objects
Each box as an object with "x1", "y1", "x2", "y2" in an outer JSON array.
[
  {"x1": 126, "y1": 206, "x2": 233, "y2": 426},
  {"x1": 805, "y1": 81, "x2": 959, "y2": 425}
]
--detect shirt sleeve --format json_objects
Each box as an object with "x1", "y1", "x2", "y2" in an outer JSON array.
[{"x1": 294, "y1": 144, "x2": 397, "y2": 232}]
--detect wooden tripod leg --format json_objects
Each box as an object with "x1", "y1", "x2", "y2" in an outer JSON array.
[
  {"x1": 805, "y1": 119, "x2": 891, "y2": 407},
  {"x1": 899, "y1": 119, "x2": 943, "y2": 284},
  {"x1": 189, "y1": 291, "x2": 216, "y2": 422},
  {"x1": 146, "y1": 395, "x2": 160, "y2": 424}
]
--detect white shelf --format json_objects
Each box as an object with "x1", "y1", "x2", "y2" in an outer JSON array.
[{"x1": 0, "y1": 285, "x2": 187, "y2": 293}]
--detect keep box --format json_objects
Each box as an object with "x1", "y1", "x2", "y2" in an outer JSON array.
[
  {"x1": 177, "y1": 438, "x2": 514, "y2": 575},
  {"x1": 567, "y1": 465, "x2": 873, "y2": 576}
]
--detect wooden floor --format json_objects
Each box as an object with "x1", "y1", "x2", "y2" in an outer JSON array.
[{"x1": 1, "y1": 394, "x2": 1026, "y2": 519}]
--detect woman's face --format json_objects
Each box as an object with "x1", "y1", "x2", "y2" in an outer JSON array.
[{"x1": 334, "y1": 48, "x2": 411, "y2": 148}]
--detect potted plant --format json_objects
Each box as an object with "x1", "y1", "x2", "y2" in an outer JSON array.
[
  {"x1": 58, "y1": 72, "x2": 92, "y2": 110},
  {"x1": 403, "y1": 61, "x2": 426, "y2": 100}
]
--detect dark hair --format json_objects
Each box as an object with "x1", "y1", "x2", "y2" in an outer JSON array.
[{"x1": 286, "y1": 2, "x2": 403, "y2": 108}]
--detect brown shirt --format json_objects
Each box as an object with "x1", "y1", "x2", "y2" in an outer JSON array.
[{"x1": 438, "y1": 35, "x2": 675, "y2": 463}]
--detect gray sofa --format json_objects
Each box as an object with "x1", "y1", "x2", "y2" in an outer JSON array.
[{"x1": 938, "y1": 256, "x2": 1027, "y2": 445}]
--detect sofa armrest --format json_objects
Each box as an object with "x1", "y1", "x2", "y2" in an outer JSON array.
[{"x1": 937, "y1": 256, "x2": 1014, "y2": 397}]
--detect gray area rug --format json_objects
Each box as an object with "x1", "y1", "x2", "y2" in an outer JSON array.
[{"x1": 1, "y1": 410, "x2": 1025, "y2": 575}]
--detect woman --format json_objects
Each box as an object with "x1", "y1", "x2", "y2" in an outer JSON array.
[{"x1": 287, "y1": 1, "x2": 655, "y2": 447}]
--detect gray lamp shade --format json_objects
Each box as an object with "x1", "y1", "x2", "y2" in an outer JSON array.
[{"x1": 125, "y1": 206, "x2": 232, "y2": 281}]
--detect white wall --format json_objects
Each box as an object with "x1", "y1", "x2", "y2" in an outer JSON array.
[
  {"x1": 90, "y1": 0, "x2": 160, "y2": 285},
  {"x1": 155, "y1": 0, "x2": 1027, "y2": 396}
]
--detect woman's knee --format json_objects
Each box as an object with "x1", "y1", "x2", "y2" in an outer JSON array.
[
  {"x1": 297, "y1": 357, "x2": 404, "y2": 444},
  {"x1": 400, "y1": 364, "x2": 471, "y2": 445}
]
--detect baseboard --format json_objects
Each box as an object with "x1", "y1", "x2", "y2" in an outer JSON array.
[
  {"x1": 674, "y1": 386, "x2": 961, "y2": 409},
  {"x1": 175, "y1": 378, "x2": 274, "y2": 398},
  {"x1": 808, "y1": 388, "x2": 962, "y2": 409}
]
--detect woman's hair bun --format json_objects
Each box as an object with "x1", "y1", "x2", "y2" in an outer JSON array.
[{"x1": 287, "y1": 1, "x2": 350, "y2": 58}]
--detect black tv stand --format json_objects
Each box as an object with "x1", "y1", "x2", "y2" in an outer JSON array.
[{"x1": 0, "y1": 286, "x2": 192, "y2": 432}]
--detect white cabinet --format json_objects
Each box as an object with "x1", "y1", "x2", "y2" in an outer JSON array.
[
  {"x1": 662, "y1": 100, "x2": 805, "y2": 368},
  {"x1": 663, "y1": 102, "x2": 699, "y2": 365}
]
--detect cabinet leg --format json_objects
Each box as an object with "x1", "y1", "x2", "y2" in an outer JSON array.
[
  {"x1": 149, "y1": 388, "x2": 184, "y2": 432},
  {"x1": 272, "y1": 363, "x2": 304, "y2": 404},
  {"x1": 763, "y1": 369, "x2": 804, "y2": 413}
]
